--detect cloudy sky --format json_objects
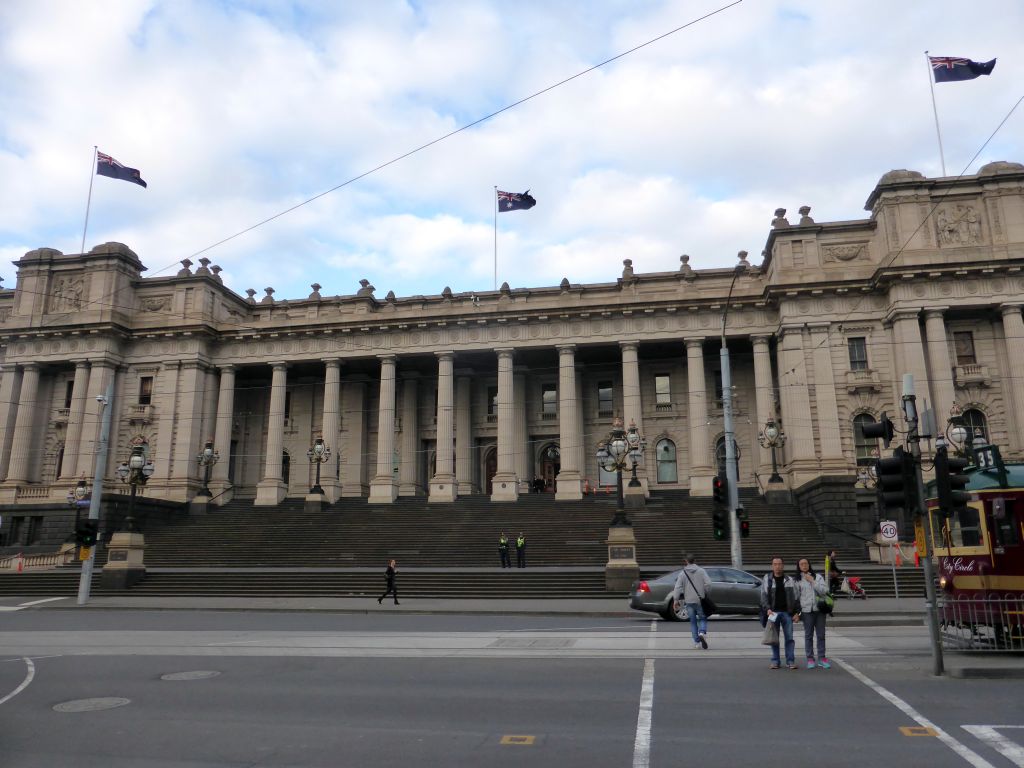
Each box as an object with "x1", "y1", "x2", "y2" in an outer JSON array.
[{"x1": 1, "y1": 1, "x2": 1020, "y2": 302}]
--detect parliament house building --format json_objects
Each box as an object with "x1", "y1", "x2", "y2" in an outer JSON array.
[{"x1": 2, "y1": 162, "x2": 1024, "y2": 550}]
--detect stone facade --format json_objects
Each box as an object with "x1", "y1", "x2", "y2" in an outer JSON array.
[{"x1": 1, "y1": 162, "x2": 1023, "y2": 514}]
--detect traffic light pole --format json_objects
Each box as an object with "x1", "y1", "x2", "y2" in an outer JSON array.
[
  {"x1": 77, "y1": 379, "x2": 114, "y2": 606},
  {"x1": 901, "y1": 374, "x2": 944, "y2": 676}
]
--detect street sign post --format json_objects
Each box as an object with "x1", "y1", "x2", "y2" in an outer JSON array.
[{"x1": 880, "y1": 520, "x2": 900, "y2": 604}]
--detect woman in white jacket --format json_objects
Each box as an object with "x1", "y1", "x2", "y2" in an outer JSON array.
[{"x1": 794, "y1": 558, "x2": 830, "y2": 669}]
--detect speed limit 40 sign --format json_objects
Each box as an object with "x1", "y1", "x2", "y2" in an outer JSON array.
[{"x1": 880, "y1": 520, "x2": 899, "y2": 543}]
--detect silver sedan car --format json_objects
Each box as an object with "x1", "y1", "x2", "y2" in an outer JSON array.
[{"x1": 628, "y1": 566, "x2": 763, "y2": 621}]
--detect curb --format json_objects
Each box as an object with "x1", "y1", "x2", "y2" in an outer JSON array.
[{"x1": 948, "y1": 666, "x2": 1024, "y2": 679}]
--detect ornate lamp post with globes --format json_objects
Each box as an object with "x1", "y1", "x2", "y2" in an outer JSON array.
[
  {"x1": 757, "y1": 418, "x2": 786, "y2": 485},
  {"x1": 116, "y1": 444, "x2": 155, "y2": 531},
  {"x1": 195, "y1": 439, "x2": 219, "y2": 498},
  {"x1": 596, "y1": 417, "x2": 644, "y2": 591},
  {"x1": 306, "y1": 435, "x2": 331, "y2": 495},
  {"x1": 104, "y1": 442, "x2": 154, "y2": 589}
]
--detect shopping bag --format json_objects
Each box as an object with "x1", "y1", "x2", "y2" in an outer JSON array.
[
  {"x1": 840, "y1": 577, "x2": 852, "y2": 595},
  {"x1": 761, "y1": 622, "x2": 780, "y2": 645}
]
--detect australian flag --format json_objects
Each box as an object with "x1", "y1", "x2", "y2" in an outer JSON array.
[
  {"x1": 96, "y1": 151, "x2": 147, "y2": 188},
  {"x1": 497, "y1": 189, "x2": 536, "y2": 212},
  {"x1": 930, "y1": 56, "x2": 996, "y2": 83}
]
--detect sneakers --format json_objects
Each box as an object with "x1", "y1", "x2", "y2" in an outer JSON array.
[
  {"x1": 769, "y1": 662, "x2": 780, "y2": 669},
  {"x1": 806, "y1": 658, "x2": 816, "y2": 669},
  {"x1": 694, "y1": 642, "x2": 702, "y2": 649},
  {"x1": 787, "y1": 663, "x2": 798, "y2": 670},
  {"x1": 819, "y1": 658, "x2": 832, "y2": 669},
  {"x1": 699, "y1": 632, "x2": 708, "y2": 650}
]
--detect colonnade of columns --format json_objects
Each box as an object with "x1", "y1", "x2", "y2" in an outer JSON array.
[{"x1": 1, "y1": 304, "x2": 1020, "y2": 503}]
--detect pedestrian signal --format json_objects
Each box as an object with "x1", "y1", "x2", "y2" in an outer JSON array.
[
  {"x1": 712, "y1": 507, "x2": 727, "y2": 541},
  {"x1": 75, "y1": 519, "x2": 99, "y2": 548},
  {"x1": 737, "y1": 507, "x2": 749, "y2": 538},
  {"x1": 876, "y1": 446, "x2": 915, "y2": 515},
  {"x1": 712, "y1": 476, "x2": 725, "y2": 505},
  {"x1": 934, "y1": 445, "x2": 970, "y2": 519}
]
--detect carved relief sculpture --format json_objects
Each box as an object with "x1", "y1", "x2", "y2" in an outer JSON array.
[
  {"x1": 49, "y1": 275, "x2": 86, "y2": 312},
  {"x1": 936, "y1": 204, "x2": 982, "y2": 246}
]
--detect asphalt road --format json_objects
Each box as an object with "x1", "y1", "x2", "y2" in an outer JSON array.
[{"x1": 2, "y1": 610, "x2": 1022, "y2": 768}]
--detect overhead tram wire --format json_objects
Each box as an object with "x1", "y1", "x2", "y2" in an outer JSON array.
[{"x1": 33, "y1": 1, "x2": 744, "y2": 332}]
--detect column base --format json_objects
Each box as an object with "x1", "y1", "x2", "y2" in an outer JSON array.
[
  {"x1": 0, "y1": 484, "x2": 18, "y2": 504},
  {"x1": 555, "y1": 471, "x2": 583, "y2": 501},
  {"x1": 318, "y1": 480, "x2": 341, "y2": 504},
  {"x1": 254, "y1": 480, "x2": 287, "y2": 506},
  {"x1": 341, "y1": 483, "x2": 369, "y2": 498},
  {"x1": 490, "y1": 473, "x2": 519, "y2": 502},
  {"x1": 688, "y1": 473, "x2": 714, "y2": 497},
  {"x1": 399, "y1": 482, "x2": 423, "y2": 497},
  {"x1": 457, "y1": 481, "x2": 474, "y2": 496},
  {"x1": 428, "y1": 476, "x2": 457, "y2": 503},
  {"x1": 368, "y1": 477, "x2": 398, "y2": 504}
]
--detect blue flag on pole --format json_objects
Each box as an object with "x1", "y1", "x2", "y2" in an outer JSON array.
[
  {"x1": 96, "y1": 151, "x2": 147, "y2": 188},
  {"x1": 497, "y1": 189, "x2": 536, "y2": 212},
  {"x1": 929, "y1": 56, "x2": 996, "y2": 83}
]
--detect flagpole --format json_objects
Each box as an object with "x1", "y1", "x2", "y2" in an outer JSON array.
[
  {"x1": 80, "y1": 145, "x2": 98, "y2": 255},
  {"x1": 924, "y1": 51, "x2": 947, "y2": 176},
  {"x1": 493, "y1": 186, "x2": 498, "y2": 291}
]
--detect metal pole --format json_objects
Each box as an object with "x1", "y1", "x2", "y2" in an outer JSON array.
[
  {"x1": 77, "y1": 377, "x2": 114, "y2": 605},
  {"x1": 493, "y1": 186, "x2": 498, "y2": 291},
  {"x1": 80, "y1": 146, "x2": 97, "y2": 256},
  {"x1": 722, "y1": 265, "x2": 744, "y2": 568},
  {"x1": 889, "y1": 542, "x2": 900, "y2": 605},
  {"x1": 902, "y1": 374, "x2": 944, "y2": 675},
  {"x1": 924, "y1": 51, "x2": 947, "y2": 176},
  {"x1": 611, "y1": 464, "x2": 626, "y2": 527},
  {"x1": 769, "y1": 445, "x2": 780, "y2": 483}
]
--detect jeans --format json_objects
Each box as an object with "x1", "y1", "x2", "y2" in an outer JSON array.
[
  {"x1": 686, "y1": 602, "x2": 707, "y2": 644},
  {"x1": 769, "y1": 611, "x2": 795, "y2": 665},
  {"x1": 802, "y1": 611, "x2": 827, "y2": 659}
]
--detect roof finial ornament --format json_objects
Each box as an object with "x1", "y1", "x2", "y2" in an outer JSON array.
[
  {"x1": 771, "y1": 208, "x2": 790, "y2": 228},
  {"x1": 798, "y1": 205, "x2": 814, "y2": 225},
  {"x1": 177, "y1": 259, "x2": 193, "y2": 277}
]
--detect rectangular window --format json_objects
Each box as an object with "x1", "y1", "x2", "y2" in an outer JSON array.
[
  {"x1": 954, "y1": 332, "x2": 976, "y2": 365},
  {"x1": 655, "y1": 375, "x2": 671, "y2": 405},
  {"x1": 27, "y1": 517, "x2": 42, "y2": 546},
  {"x1": 848, "y1": 337, "x2": 868, "y2": 371},
  {"x1": 542, "y1": 383, "x2": 557, "y2": 414},
  {"x1": 138, "y1": 376, "x2": 153, "y2": 405},
  {"x1": 64, "y1": 380, "x2": 74, "y2": 409},
  {"x1": 284, "y1": 391, "x2": 292, "y2": 420},
  {"x1": 487, "y1": 386, "x2": 498, "y2": 416},
  {"x1": 597, "y1": 381, "x2": 613, "y2": 416}
]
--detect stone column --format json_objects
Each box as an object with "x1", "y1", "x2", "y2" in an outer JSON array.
[
  {"x1": 620, "y1": 341, "x2": 648, "y2": 494},
  {"x1": 150, "y1": 361, "x2": 179, "y2": 483},
  {"x1": 6, "y1": 363, "x2": 41, "y2": 485},
  {"x1": 686, "y1": 338, "x2": 712, "y2": 495},
  {"x1": 751, "y1": 336, "x2": 776, "y2": 482},
  {"x1": 513, "y1": 369, "x2": 530, "y2": 493},
  {"x1": 777, "y1": 325, "x2": 817, "y2": 485},
  {"x1": 0, "y1": 365, "x2": 22, "y2": 483},
  {"x1": 808, "y1": 324, "x2": 845, "y2": 469},
  {"x1": 891, "y1": 310, "x2": 931, "y2": 411},
  {"x1": 491, "y1": 348, "x2": 518, "y2": 501},
  {"x1": 399, "y1": 373, "x2": 420, "y2": 496},
  {"x1": 59, "y1": 362, "x2": 91, "y2": 480},
  {"x1": 555, "y1": 344, "x2": 582, "y2": 500},
  {"x1": 172, "y1": 362, "x2": 206, "y2": 494},
  {"x1": 76, "y1": 361, "x2": 116, "y2": 482},
  {"x1": 1000, "y1": 305, "x2": 1024, "y2": 452},
  {"x1": 319, "y1": 359, "x2": 342, "y2": 502},
  {"x1": 340, "y1": 380, "x2": 368, "y2": 497},
  {"x1": 430, "y1": 352, "x2": 457, "y2": 502},
  {"x1": 210, "y1": 365, "x2": 236, "y2": 498},
  {"x1": 255, "y1": 362, "x2": 288, "y2": 505},
  {"x1": 369, "y1": 355, "x2": 398, "y2": 503},
  {"x1": 924, "y1": 308, "x2": 955, "y2": 423},
  {"x1": 455, "y1": 373, "x2": 473, "y2": 495}
]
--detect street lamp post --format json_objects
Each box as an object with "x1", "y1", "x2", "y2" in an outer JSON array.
[
  {"x1": 306, "y1": 436, "x2": 331, "y2": 495},
  {"x1": 195, "y1": 439, "x2": 219, "y2": 498},
  {"x1": 720, "y1": 253, "x2": 748, "y2": 568},
  {"x1": 596, "y1": 418, "x2": 645, "y2": 527},
  {"x1": 116, "y1": 444, "x2": 155, "y2": 531},
  {"x1": 757, "y1": 418, "x2": 787, "y2": 484}
]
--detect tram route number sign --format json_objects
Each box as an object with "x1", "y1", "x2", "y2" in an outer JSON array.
[{"x1": 880, "y1": 520, "x2": 899, "y2": 544}]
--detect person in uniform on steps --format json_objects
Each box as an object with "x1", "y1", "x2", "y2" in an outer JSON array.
[
  {"x1": 498, "y1": 532, "x2": 511, "y2": 568},
  {"x1": 378, "y1": 559, "x2": 399, "y2": 605},
  {"x1": 516, "y1": 532, "x2": 526, "y2": 568}
]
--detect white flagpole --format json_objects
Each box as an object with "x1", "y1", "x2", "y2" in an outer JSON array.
[
  {"x1": 924, "y1": 51, "x2": 948, "y2": 176},
  {"x1": 493, "y1": 186, "x2": 498, "y2": 291},
  {"x1": 80, "y1": 145, "x2": 98, "y2": 255}
]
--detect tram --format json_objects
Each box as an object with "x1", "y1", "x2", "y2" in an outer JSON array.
[{"x1": 924, "y1": 459, "x2": 1024, "y2": 646}]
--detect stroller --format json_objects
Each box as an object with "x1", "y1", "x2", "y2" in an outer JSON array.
[{"x1": 837, "y1": 575, "x2": 867, "y2": 599}]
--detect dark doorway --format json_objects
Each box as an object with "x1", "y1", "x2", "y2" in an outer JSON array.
[
  {"x1": 484, "y1": 449, "x2": 497, "y2": 495},
  {"x1": 540, "y1": 445, "x2": 560, "y2": 491}
]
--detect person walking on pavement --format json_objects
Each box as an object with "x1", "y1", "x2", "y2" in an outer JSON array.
[
  {"x1": 498, "y1": 532, "x2": 511, "y2": 569},
  {"x1": 825, "y1": 549, "x2": 843, "y2": 595},
  {"x1": 794, "y1": 557, "x2": 831, "y2": 669},
  {"x1": 516, "y1": 532, "x2": 526, "y2": 568},
  {"x1": 760, "y1": 556, "x2": 799, "y2": 669},
  {"x1": 378, "y1": 558, "x2": 399, "y2": 605},
  {"x1": 672, "y1": 553, "x2": 712, "y2": 649}
]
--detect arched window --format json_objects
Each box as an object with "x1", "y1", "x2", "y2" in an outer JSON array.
[
  {"x1": 853, "y1": 414, "x2": 878, "y2": 465},
  {"x1": 962, "y1": 408, "x2": 988, "y2": 445},
  {"x1": 655, "y1": 439, "x2": 678, "y2": 484},
  {"x1": 714, "y1": 436, "x2": 739, "y2": 479}
]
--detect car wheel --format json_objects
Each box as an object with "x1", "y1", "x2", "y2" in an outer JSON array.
[{"x1": 662, "y1": 599, "x2": 688, "y2": 622}]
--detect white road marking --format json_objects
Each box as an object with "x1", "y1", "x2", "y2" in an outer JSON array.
[
  {"x1": 0, "y1": 657, "x2": 35, "y2": 706},
  {"x1": 633, "y1": 653, "x2": 655, "y2": 768},
  {"x1": 962, "y1": 726, "x2": 1024, "y2": 767},
  {"x1": 18, "y1": 597, "x2": 67, "y2": 608},
  {"x1": 835, "y1": 658, "x2": 996, "y2": 768}
]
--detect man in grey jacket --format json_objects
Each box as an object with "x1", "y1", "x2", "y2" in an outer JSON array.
[
  {"x1": 760, "y1": 556, "x2": 800, "y2": 669},
  {"x1": 673, "y1": 554, "x2": 712, "y2": 649}
]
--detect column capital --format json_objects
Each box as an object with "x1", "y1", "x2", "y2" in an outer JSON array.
[
  {"x1": 923, "y1": 306, "x2": 951, "y2": 320},
  {"x1": 886, "y1": 308, "x2": 921, "y2": 324},
  {"x1": 73, "y1": 359, "x2": 91, "y2": 369},
  {"x1": 495, "y1": 347, "x2": 515, "y2": 361},
  {"x1": 218, "y1": 364, "x2": 236, "y2": 374},
  {"x1": 778, "y1": 324, "x2": 805, "y2": 342},
  {"x1": 618, "y1": 340, "x2": 639, "y2": 352},
  {"x1": 269, "y1": 361, "x2": 289, "y2": 372},
  {"x1": 751, "y1": 334, "x2": 773, "y2": 348},
  {"x1": 21, "y1": 362, "x2": 41, "y2": 372},
  {"x1": 322, "y1": 357, "x2": 342, "y2": 368},
  {"x1": 684, "y1": 337, "x2": 705, "y2": 350},
  {"x1": 435, "y1": 350, "x2": 455, "y2": 361},
  {"x1": 555, "y1": 343, "x2": 577, "y2": 354},
  {"x1": 999, "y1": 303, "x2": 1024, "y2": 318},
  {"x1": 377, "y1": 354, "x2": 397, "y2": 364}
]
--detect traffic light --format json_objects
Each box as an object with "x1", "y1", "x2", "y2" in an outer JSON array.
[
  {"x1": 934, "y1": 445, "x2": 971, "y2": 519},
  {"x1": 75, "y1": 519, "x2": 98, "y2": 548},
  {"x1": 712, "y1": 507, "x2": 727, "y2": 541},
  {"x1": 861, "y1": 411, "x2": 896, "y2": 448},
  {"x1": 876, "y1": 446, "x2": 916, "y2": 515},
  {"x1": 712, "y1": 476, "x2": 725, "y2": 505},
  {"x1": 737, "y1": 507, "x2": 750, "y2": 538}
]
